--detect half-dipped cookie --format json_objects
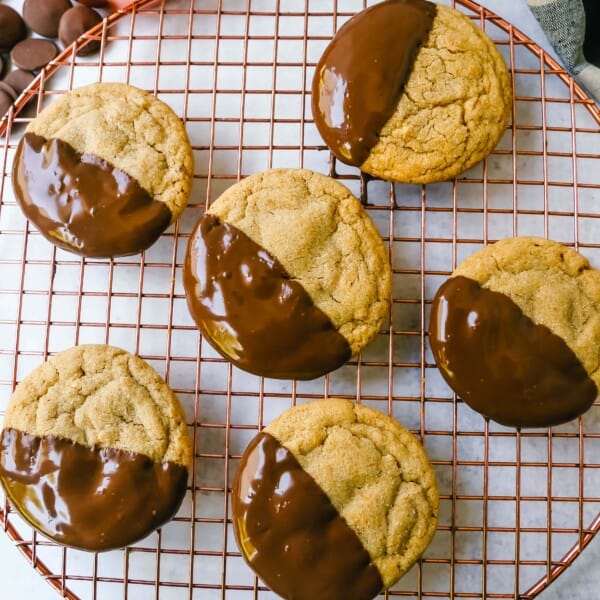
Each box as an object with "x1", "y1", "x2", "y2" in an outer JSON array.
[
  {"x1": 12, "y1": 82, "x2": 193, "y2": 257},
  {"x1": 0, "y1": 345, "x2": 192, "y2": 551},
  {"x1": 429, "y1": 237, "x2": 600, "y2": 427},
  {"x1": 183, "y1": 168, "x2": 391, "y2": 380},
  {"x1": 232, "y1": 398, "x2": 439, "y2": 599},
  {"x1": 312, "y1": 0, "x2": 511, "y2": 183}
]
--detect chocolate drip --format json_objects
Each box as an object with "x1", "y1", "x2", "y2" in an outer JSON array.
[
  {"x1": 312, "y1": 0, "x2": 436, "y2": 166},
  {"x1": 183, "y1": 214, "x2": 351, "y2": 380},
  {"x1": 429, "y1": 276, "x2": 597, "y2": 427},
  {"x1": 0, "y1": 428, "x2": 188, "y2": 551},
  {"x1": 12, "y1": 132, "x2": 171, "y2": 257},
  {"x1": 232, "y1": 432, "x2": 383, "y2": 600}
]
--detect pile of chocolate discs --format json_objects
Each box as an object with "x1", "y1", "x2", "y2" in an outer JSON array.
[{"x1": 0, "y1": 0, "x2": 124, "y2": 118}]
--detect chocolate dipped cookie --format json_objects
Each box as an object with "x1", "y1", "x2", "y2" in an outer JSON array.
[
  {"x1": 0, "y1": 345, "x2": 192, "y2": 551},
  {"x1": 429, "y1": 237, "x2": 600, "y2": 427},
  {"x1": 312, "y1": 0, "x2": 511, "y2": 183},
  {"x1": 232, "y1": 398, "x2": 439, "y2": 599},
  {"x1": 12, "y1": 82, "x2": 193, "y2": 257},
  {"x1": 183, "y1": 168, "x2": 392, "y2": 380}
]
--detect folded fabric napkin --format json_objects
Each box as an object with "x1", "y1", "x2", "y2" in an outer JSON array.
[{"x1": 526, "y1": 0, "x2": 600, "y2": 101}]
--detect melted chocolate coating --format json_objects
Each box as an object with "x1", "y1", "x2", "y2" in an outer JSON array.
[
  {"x1": 183, "y1": 214, "x2": 351, "y2": 380},
  {"x1": 0, "y1": 428, "x2": 188, "y2": 552},
  {"x1": 429, "y1": 276, "x2": 598, "y2": 427},
  {"x1": 312, "y1": 0, "x2": 436, "y2": 166},
  {"x1": 232, "y1": 432, "x2": 383, "y2": 600},
  {"x1": 12, "y1": 133, "x2": 171, "y2": 258}
]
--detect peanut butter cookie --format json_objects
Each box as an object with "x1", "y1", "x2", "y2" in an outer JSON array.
[
  {"x1": 12, "y1": 82, "x2": 194, "y2": 257},
  {"x1": 429, "y1": 237, "x2": 600, "y2": 427},
  {"x1": 232, "y1": 398, "x2": 439, "y2": 599},
  {"x1": 183, "y1": 168, "x2": 392, "y2": 380},
  {"x1": 0, "y1": 344, "x2": 193, "y2": 551},
  {"x1": 312, "y1": 0, "x2": 511, "y2": 183}
]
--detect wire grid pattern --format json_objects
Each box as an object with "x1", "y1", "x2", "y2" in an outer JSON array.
[{"x1": 0, "y1": 0, "x2": 599, "y2": 598}]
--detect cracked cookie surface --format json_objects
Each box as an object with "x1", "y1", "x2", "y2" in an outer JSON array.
[
  {"x1": 265, "y1": 398, "x2": 439, "y2": 588},
  {"x1": 453, "y1": 237, "x2": 600, "y2": 390},
  {"x1": 26, "y1": 82, "x2": 193, "y2": 219},
  {"x1": 3, "y1": 344, "x2": 192, "y2": 467},
  {"x1": 207, "y1": 168, "x2": 392, "y2": 355},
  {"x1": 361, "y1": 4, "x2": 511, "y2": 183}
]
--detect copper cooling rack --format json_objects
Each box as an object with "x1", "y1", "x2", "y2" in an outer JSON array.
[{"x1": 1, "y1": 0, "x2": 600, "y2": 598}]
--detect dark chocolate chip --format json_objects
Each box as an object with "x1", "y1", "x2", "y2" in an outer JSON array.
[
  {"x1": 0, "y1": 90, "x2": 14, "y2": 118},
  {"x1": 77, "y1": 0, "x2": 108, "y2": 6},
  {"x1": 11, "y1": 40, "x2": 59, "y2": 72},
  {"x1": 59, "y1": 6, "x2": 102, "y2": 56},
  {"x1": 22, "y1": 0, "x2": 73, "y2": 39},
  {"x1": 0, "y1": 6, "x2": 27, "y2": 54},
  {"x1": 3, "y1": 70, "x2": 36, "y2": 96},
  {"x1": 0, "y1": 82, "x2": 17, "y2": 103}
]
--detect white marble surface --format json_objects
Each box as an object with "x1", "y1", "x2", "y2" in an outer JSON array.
[{"x1": 0, "y1": 0, "x2": 598, "y2": 599}]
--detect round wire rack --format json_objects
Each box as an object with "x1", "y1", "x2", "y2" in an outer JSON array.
[{"x1": 1, "y1": 0, "x2": 599, "y2": 598}]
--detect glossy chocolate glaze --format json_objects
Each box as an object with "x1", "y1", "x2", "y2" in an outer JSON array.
[
  {"x1": 312, "y1": 0, "x2": 436, "y2": 166},
  {"x1": 0, "y1": 428, "x2": 188, "y2": 551},
  {"x1": 232, "y1": 432, "x2": 383, "y2": 600},
  {"x1": 12, "y1": 132, "x2": 171, "y2": 257},
  {"x1": 429, "y1": 276, "x2": 598, "y2": 427},
  {"x1": 183, "y1": 214, "x2": 351, "y2": 380}
]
